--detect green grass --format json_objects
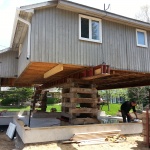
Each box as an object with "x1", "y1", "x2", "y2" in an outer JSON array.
[
  {"x1": 0, "y1": 104, "x2": 61, "y2": 112},
  {"x1": 46, "y1": 104, "x2": 61, "y2": 112},
  {"x1": 0, "y1": 104, "x2": 120, "y2": 116},
  {"x1": 0, "y1": 106, "x2": 30, "y2": 111},
  {"x1": 101, "y1": 103, "x2": 121, "y2": 116}
]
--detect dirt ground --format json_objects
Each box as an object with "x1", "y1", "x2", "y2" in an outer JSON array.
[
  {"x1": 0, "y1": 132, "x2": 150, "y2": 150},
  {"x1": 0, "y1": 131, "x2": 15, "y2": 150}
]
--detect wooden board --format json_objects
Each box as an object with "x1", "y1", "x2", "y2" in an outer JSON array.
[
  {"x1": 70, "y1": 98, "x2": 98, "y2": 103},
  {"x1": 62, "y1": 103, "x2": 76, "y2": 108},
  {"x1": 69, "y1": 108, "x2": 98, "y2": 113},
  {"x1": 62, "y1": 93, "x2": 78, "y2": 98},
  {"x1": 44, "y1": 64, "x2": 64, "y2": 78},
  {"x1": 70, "y1": 88, "x2": 97, "y2": 94}
]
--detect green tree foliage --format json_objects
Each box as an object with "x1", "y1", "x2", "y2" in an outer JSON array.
[
  {"x1": 0, "y1": 87, "x2": 33, "y2": 106},
  {"x1": 128, "y1": 86, "x2": 150, "y2": 107},
  {"x1": 98, "y1": 88, "x2": 128, "y2": 111}
]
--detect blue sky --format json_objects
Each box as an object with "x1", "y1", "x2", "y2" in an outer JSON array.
[{"x1": 0, "y1": 0, "x2": 150, "y2": 50}]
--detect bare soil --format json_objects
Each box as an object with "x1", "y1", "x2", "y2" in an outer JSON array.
[
  {"x1": 23, "y1": 134, "x2": 149, "y2": 150},
  {"x1": 0, "y1": 132, "x2": 149, "y2": 150},
  {"x1": 0, "y1": 131, "x2": 15, "y2": 150}
]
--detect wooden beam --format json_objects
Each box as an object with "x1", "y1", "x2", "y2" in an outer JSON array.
[{"x1": 44, "y1": 64, "x2": 63, "y2": 78}]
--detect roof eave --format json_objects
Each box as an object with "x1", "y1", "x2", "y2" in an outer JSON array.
[{"x1": 57, "y1": 0, "x2": 150, "y2": 30}]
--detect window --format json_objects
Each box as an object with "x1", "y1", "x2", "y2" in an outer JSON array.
[
  {"x1": 79, "y1": 14, "x2": 102, "y2": 43},
  {"x1": 136, "y1": 29, "x2": 147, "y2": 47}
]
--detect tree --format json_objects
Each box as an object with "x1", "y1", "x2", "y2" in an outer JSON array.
[
  {"x1": 135, "y1": 5, "x2": 150, "y2": 22},
  {"x1": 98, "y1": 88, "x2": 128, "y2": 111},
  {"x1": 0, "y1": 87, "x2": 33, "y2": 106},
  {"x1": 128, "y1": 86, "x2": 150, "y2": 109}
]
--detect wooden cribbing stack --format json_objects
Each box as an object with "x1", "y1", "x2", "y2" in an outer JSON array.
[
  {"x1": 142, "y1": 109, "x2": 150, "y2": 148},
  {"x1": 61, "y1": 78, "x2": 99, "y2": 125}
]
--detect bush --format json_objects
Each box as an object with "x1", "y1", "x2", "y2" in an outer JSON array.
[
  {"x1": 1, "y1": 98, "x2": 18, "y2": 106},
  {"x1": 47, "y1": 98, "x2": 60, "y2": 104}
]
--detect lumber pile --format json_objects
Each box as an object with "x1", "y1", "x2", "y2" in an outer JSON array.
[
  {"x1": 62, "y1": 130, "x2": 127, "y2": 146},
  {"x1": 142, "y1": 110, "x2": 150, "y2": 147},
  {"x1": 61, "y1": 78, "x2": 99, "y2": 125}
]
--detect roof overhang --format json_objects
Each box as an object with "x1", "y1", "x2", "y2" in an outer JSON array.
[
  {"x1": 57, "y1": 0, "x2": 150, "y2": 30},
  {"x1": 10, "y1": 0, "x2": 150, "y2": 51}
]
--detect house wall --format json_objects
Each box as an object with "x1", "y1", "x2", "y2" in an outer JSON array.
[
  {"x1": 0, "y1": 51, "x2": 18, "y2": 77},
  {"x1": 18, "y1": 32, "x2": 30, "y2": 76},
  {"x1": 30, "y1": 7, "x2": 150, "y2": 72}
]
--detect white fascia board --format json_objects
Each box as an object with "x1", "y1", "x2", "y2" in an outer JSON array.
[
  {"x1": 10, "y1": 1, "x2": 58, "y2": 50},
  {"x1": 20, "y1": 0, "x2": 58, "y2": 10},
  {"x1": 10, "y1": 9, "x2": 20, "y2": 48}
]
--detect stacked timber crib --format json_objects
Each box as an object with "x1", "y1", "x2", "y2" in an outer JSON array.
[
  {"x1": 61, "y1": 79, "x2": 99, "y2": 125},
  {"x1": 142, "y1": 109, "x2": 150, "y2": 148}
]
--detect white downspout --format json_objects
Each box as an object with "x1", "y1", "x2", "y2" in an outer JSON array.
[{"x1": 17, "y1": 17, "x2": 31, "y2": 59}]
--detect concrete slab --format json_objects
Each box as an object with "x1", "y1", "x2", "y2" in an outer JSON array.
[
  {"x1": 13, "y1": 118, "x2": 143, "y2": 144},
  {"x1": 0, "y1": 116, "x2": 13, "y2": 125},
  {"x1": 18, "y1": 116, "x2": 60, "y2": 128}
]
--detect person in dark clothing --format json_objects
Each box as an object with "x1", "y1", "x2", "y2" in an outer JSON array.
[{"x1": 121, "y1": 100, "x2": 138, "y2": 123}]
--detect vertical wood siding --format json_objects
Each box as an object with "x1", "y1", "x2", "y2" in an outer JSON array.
[
  {"x1": 0, "y1": 51, "x2": 18, "y2": 77},
  {"x1": 30, "y1": 7, "x2": 150, "y2": 72},
  {"x1": 18, "y1": 32, "x2": 30, "y2": 76}
]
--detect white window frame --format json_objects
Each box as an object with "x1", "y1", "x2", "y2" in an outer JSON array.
[
  {"x1": 79, "y1": 14, "x2": 102, "y2": 43},
  {"x1": 136, "y1": 29, "x2": 148, "y2": 47}
]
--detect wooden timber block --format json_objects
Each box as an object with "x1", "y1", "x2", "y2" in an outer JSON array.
[
  {"x1": 69, "y1": 88, "x2": 97, "y2": 94},
  {"x1": 71, "y1": 118, "x2": 99, "y2": 125},
  {"x1": 62, "y1": 93, "x2": 78, "y2": 98},
  {"x1": 67, "y1": 78, "x2": 92, "y2": 84},
  {"x1": 70, "y1": 98, "x2": 98, "y2": 103},
  {"x1": 69, "y1": 108, "x2": 98, "y2": 114},
  {"x1": 61, "y1": 112, "x2": 76, "y2": 119},
  {"x1": 62, "y1": 103, "x2": 76, "y2": 108}
]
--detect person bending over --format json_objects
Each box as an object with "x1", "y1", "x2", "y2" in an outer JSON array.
[{"x1": 121, "y1": 100, "x2": 138, "y2": 123}]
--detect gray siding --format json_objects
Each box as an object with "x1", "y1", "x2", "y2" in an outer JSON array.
[
  {"x1": 0, "y1": 51, "x2": 18, "y2": 77},
  {"x1": 30, "y1": 7, "x2": 150, "y2": 72},
  {"x1": 18, "y1": 32, "x2": 30, "y2": 76},
  {"x1": 31, "y1": 8, "x2": 103, "y2": 66}
]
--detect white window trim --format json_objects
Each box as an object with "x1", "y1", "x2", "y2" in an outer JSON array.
[
  {"x1": 136, "y1": 29, "x2": 148, "y2": 47},
  {"x1": 79, "y1": 14, "x2": 102, "y2": 43}
]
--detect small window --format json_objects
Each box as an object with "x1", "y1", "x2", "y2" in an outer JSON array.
[
  {"x1": 136, "y1": 29, "x2": 147, "y2": 47},
  {"x1": 79, "y1": 14, "x2": 102, "y2": 43}
]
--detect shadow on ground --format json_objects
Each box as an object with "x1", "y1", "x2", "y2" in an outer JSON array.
[
  {"x1": 57, "y1": 142, "x2": 78, "y2": 150},
  {"x1": 131, "y1": 140, "x2": 150, "y2": 150}
]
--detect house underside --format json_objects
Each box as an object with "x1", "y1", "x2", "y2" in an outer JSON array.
[{"x1": 1, "y1": 62, "x2": 150, "y2": 90}]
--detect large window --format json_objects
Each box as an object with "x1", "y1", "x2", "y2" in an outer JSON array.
[
  {"x1": 79, "y1": 14, "x2": 102, "y2": 43},
  {"x1": 136, "y1": 29, "x2": 147, "y2": 47}
]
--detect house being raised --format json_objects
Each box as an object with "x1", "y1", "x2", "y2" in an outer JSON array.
[
  {"x1": 1, "y1": 0, "x2": 150, "y2": 90},
  {"x1": 1, "y1": 0, "x2": 147, "y2": 144}
]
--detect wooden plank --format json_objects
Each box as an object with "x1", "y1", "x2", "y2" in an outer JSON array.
[
  {"x1": 70, "y1": 98, "x2": 98, "y2": 103},
  {"x1": 67, "y1": 78, "x2": 92, "y2": 84},
  {"x1": 82, "y1": 74, "x2": 110, "y2": 80},
  {"x1": 62, "y1": 93, "x2": 78, "y2": 98},
  {"x1": 61, "y1": 83, "x2": 76, "y2": 88},
  {"x1": 69, "y1": 108, "x2": 98, "y2": 113},
  {"x1": 70, "y1": 88, "x2": 97, "y2": 94},
  {"x1": 61, "y1": 112, "x2": 76, "y2": 119},
  {"x1": 79, "y1": 141, "x2": 107, "y2": 146},
  {"x1": 74, "y1": 130, "x2": 121, "y2": 135},
  {"x1": 62, "y1": 103, "x2": 76, "y2": 108},
  {"x1": 44, "y1": 64, "x2": 63, "y2": 78},
  {"x1": 71, "y1": 118, "x2": 99, "y2": 125}
]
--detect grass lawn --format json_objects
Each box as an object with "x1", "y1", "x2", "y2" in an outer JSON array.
[
  {"x1": 0, "y1": 104, "x2": 120, "y2": 116},
  {"x1": 0, "y1": 104, "x2": 61, "y2": 112},
  {"x1": 101, "y1": 103, "x2": 121, "y2": 116}
]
